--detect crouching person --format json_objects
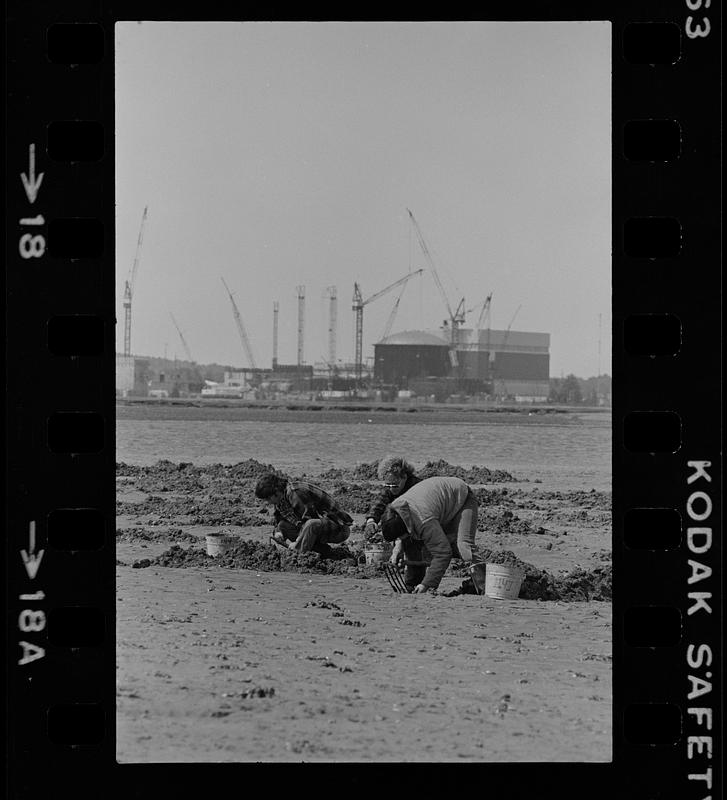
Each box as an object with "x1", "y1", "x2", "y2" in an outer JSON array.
[
  {"x1": 254, "y1": 472, "x2": 353, "y2": 557},
  {"x1": 381, "y1": 476, "x2": 484, "y2": 593},
  {"x1": 364, "y1": 455, "x2": 422, "y2": 538}
]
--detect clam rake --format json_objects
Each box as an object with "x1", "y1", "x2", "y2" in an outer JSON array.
[{"x1": 383, "y1": 562, "x2": 411, "y2": 594}]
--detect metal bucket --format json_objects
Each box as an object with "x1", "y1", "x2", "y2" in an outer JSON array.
[
  {"x1": 205, "y1": 533, "x2": 237, "y2": 557},
  {"x1": 364, "y1": 547, "x2": 387, "y2": 566},
  {"x1": 484, "y1": 563, "x2": 524, "y2": 599}
]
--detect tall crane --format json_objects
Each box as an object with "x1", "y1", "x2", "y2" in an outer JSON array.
[
  {"x1": 169, "y1": 313, "x2": 194, "y2": 363},
  {"x1": 221, "y1": 277, "x2": 257, "y2": 369},
  {"x1": 122, "y1": 206, "x2": 149, "y2": 357},
  {"x1": 407, "y1": 208, "x2": 465, "y2": 356},
  {"x1": 352, "y1": 268, "x2": 424, "y2": 384}
]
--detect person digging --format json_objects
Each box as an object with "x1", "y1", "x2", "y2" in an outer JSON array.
[
  {"x1": 363, "y1": 454, "x2": 428, "y2": 582},
  {"x1": 254, "y1": 472, "x2": 353, "y2": 557},
  {"x1": 380, "y1": 475, "x2": 487, "y2": 594}
]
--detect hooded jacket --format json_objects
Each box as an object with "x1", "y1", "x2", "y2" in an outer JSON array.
[{"x1": 388, "y1": 476, "x2": 473, "y2": 589}]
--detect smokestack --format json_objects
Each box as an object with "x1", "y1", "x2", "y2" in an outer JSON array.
[
  {"x1": 327, "y1": 285, "x2": 337, "y2": 367},
  {"x1": 272, "y1": 300, "x2": 279, "y2": 369},
  {"x1": 296, "y1": 285, "x2": 305, "y2": 366}
]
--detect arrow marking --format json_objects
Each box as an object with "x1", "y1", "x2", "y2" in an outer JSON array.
[
  {"x1": 21, "y1": 520, "x2": 43, "y2": 580},
  {"x1": 20, "y1": 143, "x2": 44, "y2": 204}
]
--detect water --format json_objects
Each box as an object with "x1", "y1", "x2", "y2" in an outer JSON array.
[{"x1": 117, "y1": 408, "x2": 611, "y2": 491}]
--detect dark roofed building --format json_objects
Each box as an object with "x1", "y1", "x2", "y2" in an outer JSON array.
[{"x1": 373, "y1": 330, "x2": 450, "y2": 385}]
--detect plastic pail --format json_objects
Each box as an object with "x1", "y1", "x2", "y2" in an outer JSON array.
[
  {"x1": 364, "y1": 547, "x2": 386, "y2": 566},
  {"x1": 484, "y1": 563, "x2": 524, "y2": 600},
  {"x1": 206, "y1": 533, "x2": 236, "y2": 557}
]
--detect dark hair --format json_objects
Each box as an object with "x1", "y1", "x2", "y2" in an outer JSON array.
[
  {"x1": 381, "y1": 507, "x2": 408, "y2": 542},
  {"x1": 254, "y1": 472, "x2": 287, "y2": 500}
]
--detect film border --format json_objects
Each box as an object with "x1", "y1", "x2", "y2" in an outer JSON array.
[{"x1": 4, "y1": 2, "x2": 721, "y2": 797}]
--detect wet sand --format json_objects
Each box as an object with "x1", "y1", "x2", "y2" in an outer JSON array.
[{"x1": 116, "y1": 459, "x2": 612, "y2": 762}]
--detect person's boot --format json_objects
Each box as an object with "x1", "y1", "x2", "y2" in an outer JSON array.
[{"x1": 312, "y1": 541, "x2": 334, "y2": 559}]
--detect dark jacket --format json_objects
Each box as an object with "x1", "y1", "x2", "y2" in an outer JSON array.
[
  {"x1": 366, "y1": 474, "x2": 422, "y2": 522},
  {"x1": 274, "y1": 481, "x2": 353, "y2": 533}
]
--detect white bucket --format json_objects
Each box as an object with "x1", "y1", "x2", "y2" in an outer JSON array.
[
  {"x1": 205, "y1": 533, "x2": 237, "y2": 557},
  {"x1": 364, "y1": 547, "x2": 387, "y2": 566},
  {"x1": 484, "y1": 563, "x2": 524, "y2": 600}
]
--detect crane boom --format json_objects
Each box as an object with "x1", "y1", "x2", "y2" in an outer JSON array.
[
  {"x1": 475, "y1": 293, "x2": 493, "y2": 335},
  {"x1": 504, "y1": 304, "x2": 522, "y2": 339},
  {"x1": 381, "y1": 284, "x2": 407, "y2": 341},
  {"x1": 362, "y1": 268, "x2": 423, "y2": 307},
  {"x1": 406, "y1": 208, "x2": 465, "y2": 356},
  {"x1": 127, "y1": 206, "x2": 148, "y2": 297},
  {"x1": 221, "y1": 277, "x2": 257, "y2": 369},
  {"x1": 169, "y1": 313, "x2": 194, "y2": 363},
  {"x1": 122, "y1": 205, "x2": 149, "y2": 357},
  {"x1": 406, "y1": 209, "x2": 455, "y2": 321},
  {"x1": 351, "y1": 268, "x2": 424, "y2": 385}
]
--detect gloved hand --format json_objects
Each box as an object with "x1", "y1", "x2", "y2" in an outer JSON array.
[
  {"x1": 364, "y1": 519, "x2": 377, "y2": 537},
  {"x1": 412, "y1": 584, "x2": 429, "y2": 594}
]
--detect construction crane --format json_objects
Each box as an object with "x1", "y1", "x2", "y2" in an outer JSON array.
[
  {"x1": 407, "y1": 208, "x2": 466, "y2": 355},
  {"x1": 352, "y1": 268, "x2": 424, "y2": 384},
  {"x1": 122, "y1": 206, "x2": 149, "y2": 357},
  {"x1": 465, "y1": 292, "x2": 493, "y2": 345},
  {"x1": 380, "y1": 283, "x2": 407, "y2": 342},
  {"x1": 221, "y1": 277, "x2": 257, "y2": 369},
  {"x1": 465, "y1": 293, "x2": 493, "y2": 382},
  {"x1": 169, "y1": 313, "x2": 194, "y2": 363}
]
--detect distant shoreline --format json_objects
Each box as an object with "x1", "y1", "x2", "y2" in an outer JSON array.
[{"x1": 117, "y1": 398, "x2": 611, "y2": 426}]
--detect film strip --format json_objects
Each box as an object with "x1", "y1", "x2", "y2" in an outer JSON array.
[{"x1": 5, "y1": 3, "x2": 721, "y2": 795}]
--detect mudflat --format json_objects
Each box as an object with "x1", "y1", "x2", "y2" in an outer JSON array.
[{"x1": 116, "y1": 459, "x2": 611, "y2": 762}]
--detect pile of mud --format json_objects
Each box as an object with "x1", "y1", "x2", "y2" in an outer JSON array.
[
  {"x1": 116, "y1": 459, "x2": 279, "y2": 494},
  {"x1": 328, "y1": 482, "x2": 376, "y2": 514},
  {"x1": 316, "y1": 459, "x2": 515, "y2": 484},
  {"x1": 517, "y1": 488, "x2": 611, "y2": 511},
  {"x1": 477, "y1": 509, "x2": 550, "y2": 537},
  {"x1": 116, "y1": 527, "x2": 199, "y2": 544},
  {"x1": 318, "y1": 461, "x2": 380, "y2": 481},
  {"x1": 132, "y1": 540, "x2": 384, "y2": 578},
  {"x1": 130, "y1": 540, "x2": 610, "y2": 602},
  {"x1": 472, "y1": 487, "x2": 516, "y2": 507},
  {"x1": 446, "y1": 549, "x2": 612, "y2": 601},
  {"x1": 418, "y1": 460, "x2": 515, "y2": 483},
  {"x1": 117, "y1": 494, "x2": 270, "y2": 526}
]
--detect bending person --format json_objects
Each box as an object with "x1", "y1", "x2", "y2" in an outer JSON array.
[
  {"x1": 255, "y1": 472, "x2": 353, "y2": 557},
  {"x1": 381, "y1": 476, "x2": 484, "y2": 593},
  {"x1": 364, "y1": 455, "x2": 427, "y2": 589}
]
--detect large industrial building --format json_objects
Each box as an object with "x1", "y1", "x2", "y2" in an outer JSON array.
[{"x1": 373, "y1": 327, "x2": 550, "y2": 401}]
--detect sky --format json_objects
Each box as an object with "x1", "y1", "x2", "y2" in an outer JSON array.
[{"x1": 116, "y1": 21, "x2": 611, "y2": 377}]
